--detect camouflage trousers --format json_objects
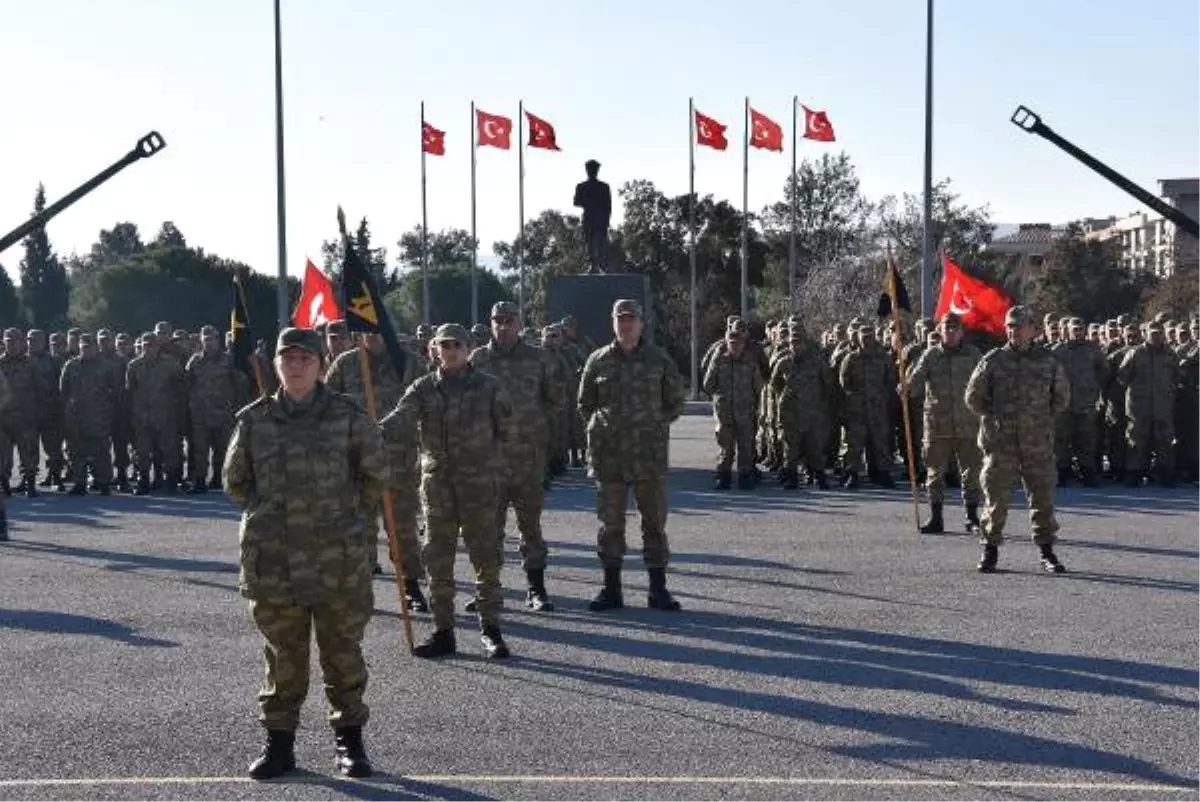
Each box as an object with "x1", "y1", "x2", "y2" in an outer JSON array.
[
  {"x1": 496, "y1": 445, "x2": 548, "y2": 573},
  {"x1": 248, "y1": 592, "x2": 373, "y2": 732},
  {"x1": 715, "y1": 418, "x2": 756, "y2": 474},
  {"x1": 133, "y1": 419, "x2": 182, "y2": 477},
  {"x1": 112, "y1": 413, "x2": 132, "y2": 476},
  {"x1": 845, "y1": 408, "x2": 893, "y2": 476},
  {"x1": 781, "y1": 420, "x2": 826, "y2": 473},
  {"x1": 421, "y1": 474, "x2": 501, "y2": 631},
  {"x1": 1176, "y1": 398, "x2": 1199, "y2": 475},
  {"x1": 66, "y1": 427, "x2": 113, "y2": 485},
  {"x1": 37, "y1": 416, "x2": 64, "y2": 474},
  {"x1": 1105, "y1": 408, "x2": 1127, "y2": 474},
  {"x1": 368, "y1": 471, "x2": 423, "y2": 579},
  {"x1": 0, "y1": 418, "x2": 39, "y2": 480},
  {"x1": 1055, "y1": 410, "x2": 1099, "y2": 472},
  {"x1": 1126, "y1": 414, "x2": 1175, "y2": 472},
  {"x1": 189, "y1": 422, "x2": 232, "y2": 487},
  {"x1": 979, "y1": 449, "x2": 1058, "y2": 547},
  {"x1": 924, "y1": 436, "x2": 981, "y2": 506},
  {"x1": 595, "y1": 474, "x2": 670, "y2": 569}
]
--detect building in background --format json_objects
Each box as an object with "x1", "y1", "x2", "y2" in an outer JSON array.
[{"x1": 1084, "y1": 178, "x2": 1199, "y2": 277}]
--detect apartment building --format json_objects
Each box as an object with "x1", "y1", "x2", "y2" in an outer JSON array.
[{"x1": 1084, "y1": 178, "x2": 1199, "y2": 277}]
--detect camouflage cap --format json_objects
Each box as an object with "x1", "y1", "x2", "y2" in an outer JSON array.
[
  {"x1": 1068, "y1": 317, "x2": 1084, "y2": 328},
  {"x1": 1146, "y1": 320, "x2": 1164, "y2": 332},
  {"x1": 172, "y1": 330, "x2": 188, "y2": 339},
  {"x1": 199, "y1": 324, "x2": 218, "y2": 337},
  {"x1": 78, "y1": 333, "x2": 95, "y2": 346},
  {"x1": 325, "y1": 319, "x2": 348, "y2": 336},
  {"x1": 67, "y1": 327, "x2": 81, "y2": 337},
  {"x1": 115, "y1": 332, "x2": 131, "y2": 344},
  {"x1": 1006, "y1": 306, "x2": 1034, "y2": 326},
  {"x1": 97, "y1": 328, "x2": 113, "y2": 340},
  {"x1": 725, "y1": 315, "x2": 742, "y2": 327},
  {"x1": 727, "y1": 319, "x2": 748, "y2": 337},
  {"x1": 432, "y1": 323, "x2": 469, "y2": 343},
  {"x1": 491, "y1": 301, "x2": 520, "y2": 320},
  {"x1": 941, "y1": 312, "x2": 963, "y2": 328},
  {"x1": 26, "y1": 328, "x2": 44, "y2": 339},
  {"x1": 613, "y1": 299, "x2": 643, "y2": 318},
  {"x1": 1153, "y1": 311, "x2": 1169, "y2": 323},
  {"x1": 49, "y1": 332, "x2": 65, "y2": 343},
  {"x1": 2, "y1": 327, "x2": 20, "y2": 338},
  {"x1": 415, "y1": 324, "x2": 434, "y2": 338},
  {"x1": 1042, "y1": 313, "x2": 1057, "y2": 325},
  {"x1": 470, "y1": 323, "x2": 489, "y2": 336},
  {"x1": 275, "y1": 327, "x2": 322, "y2": 355},
  {"x1": 1116, "y1": 314, "x2": 1132, "y2": 326}
]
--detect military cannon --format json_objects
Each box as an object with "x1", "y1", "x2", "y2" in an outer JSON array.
[
  {"x1": 1011, "y1": 106, "x2": 1198, "y2": 239},
  {"x1": 0, "y1": 131, "x2": 167, "y2": 255}
]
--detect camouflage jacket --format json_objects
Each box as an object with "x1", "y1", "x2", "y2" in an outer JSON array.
[
  {"x1": 1052, "y1": 340, "x2": 1109, "y2": 412},
  {"x1": 965, "y1": 343, "x2": 1070, "y2": 454},
  {"x1": 770, "y1": 340, "x2": 832, "y2": 429},
  {"x1": 126, "y1": 353, "x2": 185, "y2": 426},
  {"x1": 28, "y1": 353, "x2": 63, "y2": 420},
  {"x1": 186, "y1": 351, "x2": 247, "y2": 427},
  {"x1": 1117, "y1": 344, "x2": 1180, "y2": 420},
  {"x1": 702, "y1": 347, "x2": 761, "y2": 425},
  {"x1": 98, "y1": 351, "x2": 130, "y2": 414},
  {"x1": 223, "y1": 385, "x2": 387, "y2": 607},
  {"x1": 578, "y1": 339, "x2": 684, "y2": 481},
  {"x1": 469, "y1": 340, "x2": 562, "y2": 452},
  {"x1": 907, "y1": 342, "x2": 982, "y2": 440},
  {"x1": 839, "y1": 344, "x2": 897, "y2": 418},
  {"x1": 325, "y1": 346, "x2": 421, "y2": 418},
  {"x1": 0, "y1": 354, "x2": 39, "y2": 425},
  {"x1": 60, "y1": 354, "x2": 119, "y2": 432}
]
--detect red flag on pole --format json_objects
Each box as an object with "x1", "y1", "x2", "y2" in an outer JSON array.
[
  {"x1": 292, "y1": 259, "x2": 340, "y2": 329},
  {"x1": 476, "y1": 109, "x2": 512, "y2": 149},
  {"x1": 749, "y1": 108, "x2": 783, "y2": 151},
  {"x1": 801, "y1": 106, "x2": 837, "y2": 142},
  {"x1": 936, "y1": 254, "x2": 1013, "y2": 336},
  {"x1": 525, "y1": 111, "x2": 560, "y2": 150},
  {"x1": 422, "y1": 122, "x2": 445, "y2": 155},
  {"x1": 695, "y1": 110, "x2": 728, "y2": 150}
]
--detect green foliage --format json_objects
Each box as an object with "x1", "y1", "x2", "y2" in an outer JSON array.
[
  {"x1": 493, "y1": 210, "x2": 594, "y2": 323},
  {"x1": 320, "y1": 216, "x2": 394, "y2": 294},
  {"x1": 383, "y1": 264, "x2": 512, "y2": 331},
  {"x1": 1030, "y1": 224, "x2": 1156, "y2": 321},
  {"x1": 1139, "y1": 266, "x2": 1196, "y2": 322},
  {"x1": 18, "y1": 184, "x2": 70, "y2": 329},
  {"x1": 398, "y1": 226, "x2": 476, "y2": 269},
  {"x1": 0, "y1": 265, "x2": 22, "y2": 325}
]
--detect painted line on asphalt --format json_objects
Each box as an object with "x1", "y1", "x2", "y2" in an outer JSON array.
[{"x1": 0, "y1": 774, "x2": 1194, "y2": 793}]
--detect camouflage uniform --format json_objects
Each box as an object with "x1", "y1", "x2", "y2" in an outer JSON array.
[
  {"x1": 771, "y1": 331, "x2": 832, "y2": 486},
  {"x1": 0, "y1": 370, "x2": 9, "y2": 536},
  {"x1": 838, "y1": 331, "x2": 897, "y2": 484},
  {"x1": 540, "y1": 325, "x2": 575, "y2": 474},
  {"x1": 1176, "y1": 336, "x2": 1199, "y2": 481},
  {"x1": 907, "y1": 337, "x2": 983, "y2": 509},
  {"x1": 1102, "y1": 333, "x2": 1134, "y2": 477},
  {"x1": 186, "y1": 343, "x2": 247, "y2": 488},
  {"x1": 0, "y1": 333, "x2": 41, "y2": 490},
  {"x1": 223, "y1": 370, "x2": 386, "y2": 734},
  {"x1": 1117, "y1": 331, "x2": 1181, "y2": 481},
  {"x1": 702, "y1": 321, "x2": 762, "y2": 484},
  {"x1": 127, "y1": 345, "x2": 186, "y2": 488},
  {"x1": 97, "y1": 335, "x2": 132, "y2": 486},
  {"x1": 60, "y1": 340, "x2": 119, "y2": 488},
  {"x1": 26, "y1": 332, "x2": 65, "y2": 485},
  {"x1": 1051, "y1": 329, "x2": 1108, "y2": 482}
]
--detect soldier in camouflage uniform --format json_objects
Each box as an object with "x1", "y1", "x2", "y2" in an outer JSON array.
[
  {"x1": 60, "y1": 334, "x2": 119, "y2": 495},
  {"x1": 469, "y1": 323, "x2": 491, "y2": 351},
  {"x1": 382, "y1": 323, "x2": 512, "y2": 660},
  {"x1": 66, "y1": 328, "x2": 82, "y2": 358},
  {"x1": 557, "y1": 320, "x2": 589, "y2": 467},
  {"x1": 26, "y1": 329, "x2": 66, "y2": 491},
  {"x1": 839, "y1": 325, "x2": 897, "y2": 488},
  {"x1": 127, "y1": 332, "x2": 186, "y2": 494},
  {"x1": 49, "y1": 332, "x2": 68, "y2": 360},
  {"x1": 771, "y1": 321, "x2": 832, "y2": 490},
  {"x1": 223, "y1": 327, "x2": 384, "y2": 781},
  {"x1": 1117, "y1": 320, "x2": 1181, "y2": 487},
  {"x1": 578, "y1": 299, "x2": 685, "y2": 612},
  {"x1": 97, "y1": 329, "x2": 133, "y2": 491},
  {"x1": 702, "y1": 319, "x2": 761, "y2": 489},
  {"x1": 1102, "y1": 322, "x2": 1138, "y2": 479},
  {"x1": 469, "y1": 301, "x2": 563, "y2": 611},
  {"x1": 0, "y1": 369, "x2": 9, "y2": 537},
  {"x1": 903, "y1": 314, "x2": 983, "y2": 534},
  {"x1": 1051, "y1": 318, "x2": 1109, "y2": 486},
  {"x1": 324, "y1": 320, "x2": 351, "y2": 362},
  {"x1": 561, "y1": 314, "x2": 596, "y2": 356},
  {"x1": 1176, "y1": 320, "x2": 1199, "y2": 482},
  {"x1": 901, "y1": 317, "x2": 934, "y2": 479},
  {"x1": 541, "y1": 323, "x2": 575, "y2": 478},
  {"x1": 965, "y1": 306, "x2": 1070, "y2": 574},
  {"x1": 325, "y1": 332, "x2": 426, "y2": 609},
  {"x1": 0, "y1": 328, "x2": 40, "y2": 497},
  {"x1": 185, "y1": 325, "x2": 248, "y2": 492}
]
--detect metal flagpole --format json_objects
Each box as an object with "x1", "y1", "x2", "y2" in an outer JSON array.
[
  {"x1": 420, "y1": 101, "x2": 430, "y2": 326},
  {"x1": 921, "y1": 0, "x2": 935, "y2": 316},
  {"x1": 689, "y1": 98, "x2": 699, "y2": 401},
  {"x1": 518, "y1": 100, "x2": 526, "y2": 324},
  {"x1": 470, "y1": 101, "x2": 479, "y2": 326},
  {"x1": 789, "y1": 95, "x2": 798, "y2": 312},
  {"x1": 740, "y1": 96, "x2": 749, "y2": 321},
  {"x1": 272, "y1": 0, "x2": 288, "y2": 328}
]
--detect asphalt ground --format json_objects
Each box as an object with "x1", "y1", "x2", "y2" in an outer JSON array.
[{"x1": 0, "y1": 413, "x2": 1196, "y2": 801}]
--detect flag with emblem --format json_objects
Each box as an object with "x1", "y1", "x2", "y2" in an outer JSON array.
[
  {"x1": 476, "y1": 109, "x2": 512, "y2": 149},
  {"x1": 337, "y1": 206, "x2": 410, "y2": 377},
  {"x1": 229, "y1": 274, "x2": 256, "y2": 383},
  {"x1": 422, "y1": 121, "x2": 445, "y2": 156},
  {"x1": 525, "y1": 111, "x2": 560, "y2": 150},
  {"x1": 801, "y1": 105, "x2": 836, "y2": 142},
  {"x1": 877, "y1": 251, "x2": 913, "y2": 320},
  {"x1": 694, "y1": 110, "x2": 728, "y2": 150},
  {"x1": 936, "y1": 254, "x2": 1012, "y2": 336},
  {"x1": 292, "y1": 259, "x2": 340, "y2": 329},
  {"x1": 749, "y1": 108, "x2": 783, "y2": 152}
]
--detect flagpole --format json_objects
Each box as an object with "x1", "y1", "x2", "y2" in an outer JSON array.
[
  {"x1": 420, "y1": 101, "x2": 430, "y2": 326},
  {"x1": 740, "y1": 96, "x2": 749, "y2": 321},
  {"x1": 789, "y1": 95, "x2": 798, "y2": 312},
  {"x1": 888, "y1": 248, "x2": 923, "y2": 532},
  {"x1": 921, "y1": 0, "x2": 935, "y2": 316},
  {"x1": 272, "y1": 0, "x2": 289, "y2": 329},
  {"x1": 470, "y1": 101, "x2": 479, "y2": 326},
  {"x1": 688, "y1": 97, "x2": 699, "y2": 401},
  {"x1": 517, "y1": 99, "x2": 526, "y2": 324}
]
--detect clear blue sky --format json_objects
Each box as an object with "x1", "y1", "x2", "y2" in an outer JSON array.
[{"x1": 1, "y1": 0, "x2": 1196, "y2": 283}]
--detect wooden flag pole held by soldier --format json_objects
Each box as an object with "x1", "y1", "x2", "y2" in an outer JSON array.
[{"x1": 885, "y1": 249, "x2": 923, "y2": 531}]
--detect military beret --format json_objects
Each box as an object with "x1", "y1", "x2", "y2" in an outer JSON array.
[
  {"x1": 275, "y1": 327, "x2": 322, "y2": 355},
  {"x1": 491, "y1": 301, "x2": 520, "y2": 320},
  {"x1": 432, "y1": 323, "x2": 469, "y2": 343},
  {"x1": 726, "y1": 315, "x2": 742, "y2": 327},
  {"x1": 115, "y1": 333, "x2": 131, "y2": 343},
  {"x1": 612, "y1": 299, "x2": 643, "y2": 318},
  {"x1": 325, "y1": 319, "x2": 348, "y2": 336},
  {"x1": 1007, "y1": 306, "x2": 1034, "y2": 326},
  {"x1": 1153, "y1": 311, "x2": 1169, "y2": 323},
  {"x1": 97, "y1": 329, "x2": 114, "y2": 340},
  {"x1": 172, "y1": 330, "x2": 188, "y2": 339}
]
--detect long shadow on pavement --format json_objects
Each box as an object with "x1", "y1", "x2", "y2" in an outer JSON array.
[
  {"x1": 281, "y1": 770, "x2": 494, "y2": 801},
  {"x1": 0, "y1": 539, "x2": 237, "y2": 576},
  {"x1": 0, "y1": 608, "x2": 179, "y2": 647}
]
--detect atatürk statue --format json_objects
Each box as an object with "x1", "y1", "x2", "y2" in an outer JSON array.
[{"x1": 573, "y1": 159, "x2": 611, "y2": 274}]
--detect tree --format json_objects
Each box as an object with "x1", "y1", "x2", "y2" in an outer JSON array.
[
  {"x1": 397, "y1": 226, "x2": 476, "y2": 270},
  {"x1": 320, "y1": 216, "x2": 394, "y2": 294},
  {"x1": 18, "y1": 184, "x2": 70, "y2": 329},
  {"x1": 1140, "y1": 267, "x2": 1198, "y2": 322},
  {"x1": 88, "y1": 222, "x2": 145, "y2": 267},
  {"x1": 383, "y1": 264, "x2": 512, "y2": 331},
  {"x1": 492, "y1": 211, "x2": 591, "y2": 323},
  {"x1": 1030, "y1": 224, "x2": 1155, "y2": 321},
  {"x1": 152, "y1": 221, "x2": 187, "y2": 249},
  {"x1": 0, "y1": 265, "x2": 22, "y2": 325}
]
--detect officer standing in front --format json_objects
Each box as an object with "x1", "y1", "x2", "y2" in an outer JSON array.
[{"x1": 223, "y1": 327, "x2": 387, "y2": 780}]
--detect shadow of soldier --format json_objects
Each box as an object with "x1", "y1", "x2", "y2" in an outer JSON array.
[{"x1": 0, "y1": 608, "x2": 178, "y2": 648}]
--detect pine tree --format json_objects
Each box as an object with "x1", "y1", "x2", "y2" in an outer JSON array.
[
  {"x1": 0, "y1": 264, "x2": 22, "y2": 325},
  {"x1": 18, "y1": 184, "x2": 70, "y2": 329}
]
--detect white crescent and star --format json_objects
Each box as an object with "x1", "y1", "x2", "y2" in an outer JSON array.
[
  {"x1": 483, "y1": 119, "x2": 507, "y2": 140},
  {"x1": 309, "y1": 292, "x2": 331, "y2": 327},
  {"x1": 948, "y1": 281, "x2": 975, "y2": 315},
  {"x1": 698, "y1": 121, "x2": 712, "y2": 139}
]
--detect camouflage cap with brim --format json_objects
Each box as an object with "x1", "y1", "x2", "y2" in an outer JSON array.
[
  {"x1": 275, "y1": 327, "x2": 323, "y2": 355},
  {"x1": 433, "y1": 323, "x2": 469, "y2": 343},
  {"x1": 491, "y1": 301, "x2": 520, "y2": 320},
  {"x1": 613, "y1": 299, "x2": 643, "y2": 318},
  {"x1": 1007, "y1": 306, "x2": 1035, "y2": 326}
]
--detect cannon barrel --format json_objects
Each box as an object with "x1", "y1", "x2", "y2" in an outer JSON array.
[
  {"x1": 1011, "y1": 107, "x2": 1198, "y2": 240},
  {"x1": 0, "y1": 131, "x2": 167, "y2": 255}
]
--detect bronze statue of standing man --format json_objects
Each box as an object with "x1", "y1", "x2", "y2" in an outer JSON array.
[{"x1": 573, "y1": 159, "x2": 611, "y2": 273}]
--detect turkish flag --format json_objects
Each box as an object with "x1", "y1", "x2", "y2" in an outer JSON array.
[
  {"x1": 526, "y1": 111, "x2": 560, "y2": 150},
  {"x1": 802, "y1": 106, "x2": 836, "y2": 142},
  {"x1": 749, "y1": 108, "x2": 783, "y2": 152},
  {"x1": 695, "y1": 110, "x2": 728, "y2": 151},
  {"x1": 422, "y1": 122, "x2": 445, "y2": 156},
  {"x1": 292, "y1": 259, "x2": 341, "y2": 329},
  {"x1": 936, "y1": 255, "x2": 1013, "y2": 336},
  {"x1": 476, "y1": 109, "x2": 512, "y2": 149}
]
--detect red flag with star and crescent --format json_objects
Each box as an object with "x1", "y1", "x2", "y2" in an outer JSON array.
[
  {"x1": 936, "y1": 254, "x2": 1013, "y2": 336},
  {"x1": 695, "y1": 110, "x2": 728, "y2": 151},
  {"x1": 422, "y1": 122, "x2": 445, "y2": 156},
  {"x1": 525, "y1": 111, "x2": 560, "y2": 151},
  {"x1": 292, "y1": 259, "x2": 341, "y2": 329},
  {"x1": 476, "y1": 109, "x2": 512, "y2": 149},
  {"x1": 802, "y1": 106, "x2": 837, "y2": 142},
  {"x1": 749, "y1": 108, "x2": 783, "y2": 152}
]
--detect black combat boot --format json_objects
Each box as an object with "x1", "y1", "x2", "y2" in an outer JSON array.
[
  {"x1": 403, "y1": 578, "x2": 429, "y2": 613},
  {"x1": 333, "y1": 726, "x2": 373, "y2": 778},
  {"x1": 164, "y1": 473, "x2": 179, "y2": 494},
  {"x1": 95, "y1": 483, "x2": 111, "y2": 496},
  {"x1": 188, "y1": 479, "x2": 208, "y2": 494},
  {"x1": 875, "y1": 472, "x2": 896, "y2": 488},
  {"x1": 1039, "y1": 545, "x2": 1066, "y2": 574},
  {"x1": 1157, "y1": 467, "x2": 1177, "y2": 489},
  {"x1": 248, "y1": 729, "x2": 296, "y2": 780},
  {"x1": 21, "y1": 473, "x2": 38, "y2": 498},
  {"x1": 646, "y1": 567, "x2": 682, "y2": 611},
  {"x1": 842, "y1": 471, "x2": 860, "y2": 490},
  {"x1": 964, "y1": 504, "x2": 981, "y2": 534},
  {"x1": 37, "y1": 471, "x2": 53, "y2": 488},
  {"x1": 114, "y1": 470, "x2": 131, "y2": 494},
  {"x1": 977, "y1": 544, "x2": 999, "y2": 573},
  {"x1": 132, "y1": 478, "x2": 150, "y2": 496},
  {"x1": 814, "y1": 471, "x2": 830, "y2": 490},
  {"x1": 0, "y1": 506, "x2": 8, "y2": 541},
  {"x1": 480, "y1": 625, "x2": 510, "y2": 659},
  {"x1": 919, "y1": 503, "x2": 944, "y2": 534},
  {"x1": 737, "y1": 470, "x2": 756, "y2": 490},
  {"x1": 0, "y1": 477, "x2": 9, "y2": 497},
  {"x1": 67, "y1": 483, "x2": 87, "y2": 496},
  {"x1": 589, "y1": 565, "x2": 624, "y2": 611},
  {"x1": 713, "y1": 470, "x2": 732, "y2": 490},
  {"x1": 780, "y1": 466, "x2": 799, "y2": 490},
  {"x1": 1057, "y1": 467, "x2": 1071, "y2": 487},
  {"x1": 1080, "y1": 469, "x2": 1099, "y2": 488},
  {"x1": 412, "y1": 628, "x2": 456, "y2": 659},
  {"x1": 1124, "y1": 471, "x2": 1142, "y2": 488},
  {"x1": 525, "y1": 569, "x2": 554, "y2": 612}
]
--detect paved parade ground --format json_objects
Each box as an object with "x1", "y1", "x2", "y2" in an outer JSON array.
[{"x1": 1, "y1": 412, "x2": 1197, "y2": 800}]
